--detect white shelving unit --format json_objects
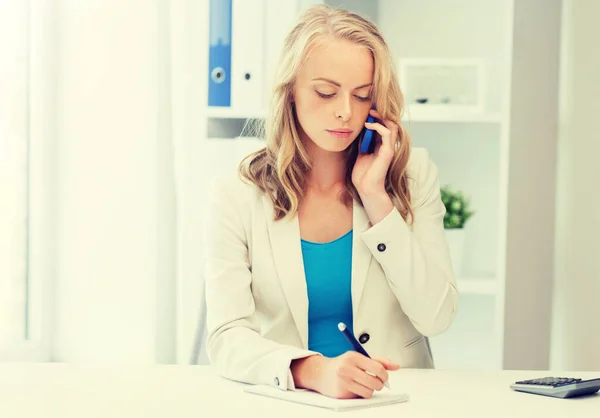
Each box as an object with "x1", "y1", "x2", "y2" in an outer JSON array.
[
  {"x1": 204, "y1": 0, "x2": 523, "y2": 371},
  {"x1": 373, "y1": 0, "x2": 514, "y2": 371}
]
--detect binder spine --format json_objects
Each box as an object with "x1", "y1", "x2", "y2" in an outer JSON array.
[{"x1": 208, "y1": 0, "x2": 232, "y2": 107}]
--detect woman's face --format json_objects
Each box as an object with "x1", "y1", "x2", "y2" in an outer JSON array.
[{"x1": 293, "y1": 36, "x2": 374, "y2": 154}]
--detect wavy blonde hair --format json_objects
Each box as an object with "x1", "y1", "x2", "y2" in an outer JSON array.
[{"x1": 239, "y1": 4, "x2": 414, "y2": 223}]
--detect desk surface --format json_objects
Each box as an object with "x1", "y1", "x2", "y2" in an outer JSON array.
[{"x1": 0, "y1": 363, "x2": 598, "y2": 417}]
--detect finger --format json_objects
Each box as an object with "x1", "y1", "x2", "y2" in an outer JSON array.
[
  {"x1": 365, "y1": 126, "x2": 393, "y2": 157},
  {"x1": 340, "y1": 376, "x2": 375, "y2": 399},
  {"x1": 364, "y1": 121, "x2": 394, "y2": 156},
  {"x1": 340, "y1": 355, "x2": 384, "y2": 390},
  {"x1": 367, "y1": 109, "x2": 399, "y2": 151},
  {"x1": 369, "y1": 109, "x2": 400, "y2": 133},
  {"x1": 373, "y1": 356, "x2": 401, "y2": 371},
  {"x1": 351, "y1": 369, "x2": 385, "y2": 391},
  {"x1": 340, "y1": 352, "x2": 387, "y2": 384},
  {"x1": 352, "y1": 355, "x2": 389, "y2": 385}
]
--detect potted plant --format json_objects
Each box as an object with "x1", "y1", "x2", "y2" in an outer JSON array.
[{"x1": 440, "y1": 185, "x2": 475, "y2": 275}]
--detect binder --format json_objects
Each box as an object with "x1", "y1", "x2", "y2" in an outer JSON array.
[
  {"x1": 230, "y1": 0, "x2": 265, "y2": 112},
  {"x1": 208, "y1": 0, "x2": 232, "y2": 107},
  {"x1": 208, "y1": 0, "x2": 266, "y2": 112}
]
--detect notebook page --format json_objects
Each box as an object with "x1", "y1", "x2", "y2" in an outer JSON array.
[{"x1": 243, "y1": 385, "x2": 409, "y2": 411}]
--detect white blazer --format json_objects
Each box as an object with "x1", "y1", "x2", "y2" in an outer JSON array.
[{"x1": 203, "y1": 147, "x2": 458, "y2": 390}]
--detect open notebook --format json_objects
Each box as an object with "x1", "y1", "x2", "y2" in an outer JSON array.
[{"x1": 243, "y1": 385, "x2": 409, "y2": 411}]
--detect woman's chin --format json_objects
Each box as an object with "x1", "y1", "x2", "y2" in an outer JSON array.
[
  {"x1": 303, "y1": 133, "x2": 356, "y2": 154},
  {"x1": 317, "y1": 139, "x2": 354, "y2": 153}
]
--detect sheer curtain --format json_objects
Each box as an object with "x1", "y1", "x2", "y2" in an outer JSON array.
[
  {"x1": 170, "y1": 0, "x2": 211, "y2": 365},
  {"x1": 0, "y1": 0, "x2": 29, "y2": 353},
  {"x1": 0, "y1": 0, "x2": 55, "y2": 362},
  {"x1": 1, "y1": 0, "x2": 216, "y2": 363}
]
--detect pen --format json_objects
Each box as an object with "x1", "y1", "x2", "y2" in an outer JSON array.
[{"x1": 338, "y1": 322, "x2": 391, "y2": 389}]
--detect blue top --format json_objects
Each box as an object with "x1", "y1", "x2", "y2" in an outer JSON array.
[{"x1": 301, "y1": 230, "x2": 354, "y2": 358}]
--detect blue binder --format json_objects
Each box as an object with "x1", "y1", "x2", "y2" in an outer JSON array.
[{"x1": 208, "y1": 0, "x2": 232, "y2": 107}]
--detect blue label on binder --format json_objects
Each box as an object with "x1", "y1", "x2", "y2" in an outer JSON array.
[{"x1": 208, "y1": 0, "x2": 232, "y2": 107}]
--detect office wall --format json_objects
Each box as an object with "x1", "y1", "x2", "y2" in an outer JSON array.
[
  {"x1": 551, "y1": 0, "x2": 600, "y2": 371},
  {"x1": 325, "y1": 0, "x2": 378, "y2": 22}
]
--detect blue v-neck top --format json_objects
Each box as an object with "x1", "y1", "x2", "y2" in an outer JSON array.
[{"x1": 300, "y1": 230, "x2": 354, "y2": 358}]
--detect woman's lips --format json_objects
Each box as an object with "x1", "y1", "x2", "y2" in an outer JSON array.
[{"x1": 327, "y1": 129, "x2": 353, "y2": 138}]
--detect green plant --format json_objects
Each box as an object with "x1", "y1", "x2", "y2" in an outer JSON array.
[{"x1": 440, "y1": 185, "x2": 475, "y2": 229}]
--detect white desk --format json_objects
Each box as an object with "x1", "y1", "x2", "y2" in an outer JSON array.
[{"x1": 0, "y1": 363, "x2": 597, "y2": 417}]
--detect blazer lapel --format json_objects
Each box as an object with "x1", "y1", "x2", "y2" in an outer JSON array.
[
  {"x1": 351, "y1": 200, "x2": 373, "y2": 318},
  {"x1": 262, "y1": 195, "x2": 309, "y2": 348}
]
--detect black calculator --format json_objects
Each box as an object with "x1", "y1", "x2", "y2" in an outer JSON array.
[{"x1": 510, "y1": 377, "x2": 600, "y2": 398}]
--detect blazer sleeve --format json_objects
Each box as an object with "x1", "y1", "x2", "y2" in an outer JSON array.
[
  {"x1": 359, "y1": 148, "x2": 458, "y2": 336},
  {"x1": 203, "y1": 175, "x2": 318, "y2": 390}
]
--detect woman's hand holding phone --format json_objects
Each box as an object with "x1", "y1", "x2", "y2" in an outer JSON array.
[{"x1": 352, "y1": 108, "x2": 399, "y2": 197}]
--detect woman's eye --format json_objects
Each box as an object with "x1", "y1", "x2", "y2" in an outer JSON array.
[
  {"x1": 315, "y1": 91, "x2": 370, "y2": 102},
  {"x1": 316, "y1": 91, "x2": 335, "y2": 99}
]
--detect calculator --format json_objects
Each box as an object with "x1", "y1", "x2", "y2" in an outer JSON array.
[{"x1": 510, "y1": 377, "x2": 600, "y2": 398}]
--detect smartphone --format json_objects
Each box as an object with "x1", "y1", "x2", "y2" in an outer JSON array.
[{"x1": 358, "y1": 113, "x2": 376, "y2": 154}]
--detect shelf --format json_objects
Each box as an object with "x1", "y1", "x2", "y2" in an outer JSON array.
[
  {"x1": 456, "y1": 275, "x2": 498, "y2": 295},
  {"x1": 402, "y1": 112, "x2": 502, "y2": 124},
  {"x1": 207, "y1": 107, "x2": 266, "y2": 119},
  {"x1": 207, "y1": 107, "x2": 502, "y2": 124}
]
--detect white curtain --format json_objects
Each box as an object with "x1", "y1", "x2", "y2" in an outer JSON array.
[
  {"x1": 0, "y1": 0, "x2": 29, "y2": 353},
  {"x1": 168, "y1": 0, "x2": 211, "y2": 365}
]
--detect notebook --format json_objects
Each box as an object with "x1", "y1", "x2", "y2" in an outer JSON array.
[{"x1": 243, "y1": 385, "x2": 409, "y2": 411}]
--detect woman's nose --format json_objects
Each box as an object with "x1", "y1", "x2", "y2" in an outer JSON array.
[{"x1": 334, "y1": 96, "x2": 352, "y2": 121}]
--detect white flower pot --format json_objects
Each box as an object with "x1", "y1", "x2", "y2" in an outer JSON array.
[{"x1": 445, "y1": 228, "x2": 466, "y2": 276}]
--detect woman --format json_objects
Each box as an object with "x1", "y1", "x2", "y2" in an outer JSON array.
[{"x1": 203, "y1": 4, "x2": 458, "y2": 399}]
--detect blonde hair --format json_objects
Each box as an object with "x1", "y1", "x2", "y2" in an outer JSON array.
[{"x1": 239, "y1": 4, "x2": 414, "y2": 223}]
